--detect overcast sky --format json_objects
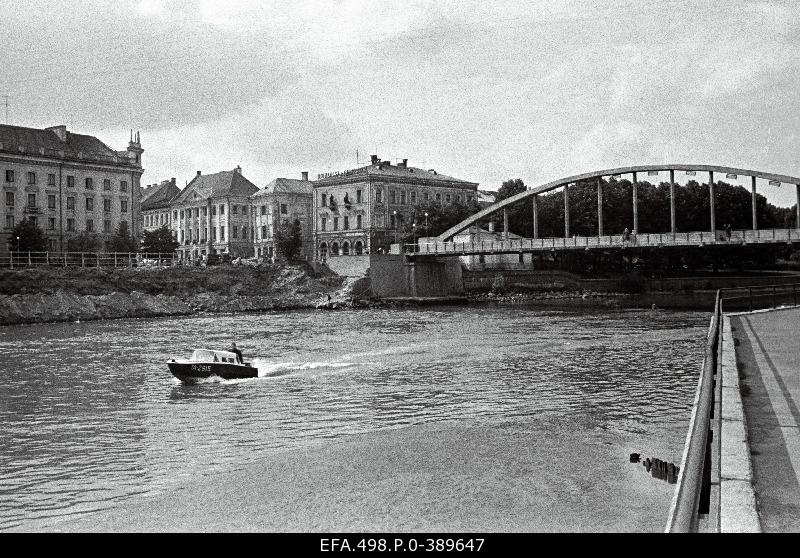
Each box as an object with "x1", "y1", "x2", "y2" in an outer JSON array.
[{"x1": 2, "y1": 0, "x2": 799, "y2": 207}]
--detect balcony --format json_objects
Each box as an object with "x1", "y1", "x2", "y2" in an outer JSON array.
[{"x1": 24, "y1": 206, "x2": 42, "y2": 214}]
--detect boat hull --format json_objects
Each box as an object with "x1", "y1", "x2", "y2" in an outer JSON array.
[{"x1": 168, "y1": 361, "x2": 257, "y2": 382}]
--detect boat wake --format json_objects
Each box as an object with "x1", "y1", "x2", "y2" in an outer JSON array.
[{"x1": 253, "y1": 358, "x2": 357, "y2": 378}]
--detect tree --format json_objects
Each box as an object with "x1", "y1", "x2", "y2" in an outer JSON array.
[
  {"x1": 496, "y1": 178, "x2": 526, "y2": 202},
  {"x1": 396, "y1": 198, "x2": 482, "y2": 244},
  {"x1": 141, "y1": 225, "x2": 178, "y2": 254},
  {"x1": 66, "y1": 231, "x2": 102, "y2": 252},
  {"x1": 106, "y1": 223, "x2": 138, "y2": 253},
  {"x1": 275, "y1": 219, "x2": 303, "y2": 260},
  {"x1": 8, "y1": 217, "x2": 47, "y2": 252}
]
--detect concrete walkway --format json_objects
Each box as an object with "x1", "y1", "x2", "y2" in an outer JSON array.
[{"x1": 731, "y1": 307, "x2": 800, "y2": 532}]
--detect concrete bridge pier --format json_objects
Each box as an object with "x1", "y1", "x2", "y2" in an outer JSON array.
[
  {"x1": 564, "y1": 183, "x2": 570, "y2": 238},
  {"x1": 532, "y1": 195, "x2": 539, "y2": 239},
  {"x1": 670, "y1": 169, "x2": 677, "y2": 236},
  {"x1": 597, "y1": 176, "x2": 604, "y2": 236}
]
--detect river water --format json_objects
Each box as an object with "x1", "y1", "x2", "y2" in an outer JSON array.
[{"x1": 0, "y1": 305, "x2": 707, "y2": 532}]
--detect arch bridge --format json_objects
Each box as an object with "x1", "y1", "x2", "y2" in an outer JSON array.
[{"x1": 409, "y1": 164, "x2": 800, "y2": 256}]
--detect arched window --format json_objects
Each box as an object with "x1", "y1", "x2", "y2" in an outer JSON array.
[
  {"x1": 354, "y1": 241, "x2": 364, "y2": 255},
  {"x1": 342, "y1": 241, "x2": 350, "y2": 255},
  {"x1": 319, "y1": 242, "x2": 328, "y2": 258},
  {"x1": 331, "y1": 242, "x2": 339, "y2": 255}
]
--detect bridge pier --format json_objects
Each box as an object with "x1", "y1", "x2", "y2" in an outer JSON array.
[
  {"x1": 597, "y1": 176, "x2": 604, "y2": 237},
  {"x1": 670, "y1": 169, "x2": 676, "y2": 235},
  {"x1": 564, "y1": 183, "x2": 570, "y2": 238},
  {"x1": 752, "y1": 176, "x2": 758, "y2": 230},
  {"x1": 710, "y1": 171, "x2": 716, "y2": 233},
  {"x1": 532, "y1": 195, "x2": 539, "y2": 239},
  {"x1": 632, "y1": 171, "x2": 639, "y2": 234}
]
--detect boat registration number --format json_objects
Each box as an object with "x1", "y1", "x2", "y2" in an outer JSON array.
[{"x1": 191, "y1": 364, "x2": 212, "y2": 372}]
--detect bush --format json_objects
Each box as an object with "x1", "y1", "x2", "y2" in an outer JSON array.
[
  {"x1": 490, "y1": 273, "x2": 506, "y2": 294},
  {"x1": 618, "y1": 272, "x2": 647, "y2": 294}
]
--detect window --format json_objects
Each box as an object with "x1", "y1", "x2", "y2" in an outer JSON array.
[
  {"x1": 174, "y1": 210, "x2": 178, "y2": 220},
  {"x1": 233, "y1": 226, "x2": 238, "y2": 239},
  {"x1": 202, "y1": 207, "x2": 207, "y2": 217},
  {"x1": 261, "y1": 205, "x2": 267, "y2": 215},
  {"x1": 333, "y1": 217, "x2": 339, "y2": 231},
  {"x1": 321, "y1": 193, "x2": 327, "y2": 207},
  {"x1": 344, "y1": 216, "x2": 349, "y2": 230},
  {"x1": 400, "y1": 191, "x2": 406, "y2": 205},
  {"x1": 280, "y1": 203, "x2": 287, "y2": 215},
  {"x1": 103, "y1": 179, "x2": 111, "y2": 191},
  {"x1": 48, "y1": 173, "x2": 56, "y2": 186},
  {"x1": 220, "y1": 205, "x2": 225, "y2": 215},
  {"x1": 48, "y1": 217, "x2": 56, "y2": 230},
  {"x1": 66, "y1": 196, "x2": 75, "y2": 210},
  {"x1": 27, "y1": 172, "x2": 36, "y2": 185},
  {"x1": 180, "y1": 230, "x2": 185, "y2": 242},
  {"x1": 104, "y1": 199, "x2": 111, "y2": 212},
  {"x1": 85, "y1": 177, "x2": 93, "y2": 189},
  {"x1": 233, "y1": 205, "x2": 238, "y2": 214},
  {"x1": 120, "y1": 181, "x2": 128, "y2": 192},
  {"x1": 121, "y1": 200, "x2": 128, "y2": 213},
  {"x1": 212, "y1": 228, "x2": 217, "y2": 241},
  {"x1": 376, "y1": 190, "x2": 382, "y2": 203},
  {"x1": 456, "y1": 195, "x2": 461, "y2": 202},
  {"x1": 86, "y1": 219, "x2": 94, "y2": 232},
  {"x1": 6, "y1": 215, "x2": 14, "y2": 229},
  {"x1": 261, "y1": 225, "x2": 267, "y2": 238},
  {"x1": 66, "y1": 218, "x2": 75, "y2": 231},
  {"x1": 242, "y1": 206, "x2": 247, "y2": 215},
  {"x1": 5, "y1": 192, "x2": 12, "y2": 206},
  {"x1": 467, "y1": 195, "x2": 473, "y2": 202},
  {"x1": 424, "y1": 192, "x2": 429, "y2": 201},
  {"x1": 67, "y1": 175, "x2": 74, "y2": 188},
  {"x1": 356, "y1": 215, "x2": 362, "y2": 229},
  {"x1": 211, "y1": 206, "x2": 216, "y2": 216},
  {"x1": 446, "y1": 194, "x2": 451, "y2": 203},
  {"x1": 27, "y1": 193, "x2": 36, "y2": 207},
  {"x1": 120, "y1": 221, "x2": 128, "y2": 236},
  {"x1": 410, "y1": 191, "x2": 417, "y2": 204},
  {"x1": 390, "y1": 214, "x2": 396, "y2": 228},
  {"x1": 436, "y1": 193, "x2": 441, "y2": 201},
  {"x1": 356, "y1": 190, "x2": 362, "y2": 203},
  {"x1": 242, "y1": 226, "x2": 247, "y2": 239},
  {"x1": 104, "y1": 220, "x2": 111, "y2": 233},
  {"x1": 195, "y1": 228, "x2": 199, "y2": 241},
  {"x1": 29, "y1": 216, "x2": 37, "y2": 227},
  {"x1": 220, "y1": 226, "x2": 225, "y2": 240},
  {"x1": 5, "y1": 170, "x2": 13, "y2": 183},
  {"x1": 390, "y1": 190, "x2": 396, "y2": 204},
  {"x1": 48, "y1": 194, "x2": 56, "y2": 209},
  {"x1": 194, "y1": 207, "x2": 199, "y2": 218},
  {"x1": 85, "y1": 197, "x2": 94, "y2": 211}
]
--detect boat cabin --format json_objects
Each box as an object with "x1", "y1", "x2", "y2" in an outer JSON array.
[{"x1": 191, "y1": 349, "x2": 241, "y2": 364}]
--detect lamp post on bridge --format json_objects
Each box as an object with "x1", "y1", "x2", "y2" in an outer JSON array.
[
  {"x1": 393, "y1": 210, "x2": 398, "y2": 248},
  {"x1": 412, "y1": 222, "x2": 417, "y2": 252}
]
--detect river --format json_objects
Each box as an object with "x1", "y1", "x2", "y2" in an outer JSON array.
[{"x1": 0, "y1": 305, "x2": 707, "y2": 532}]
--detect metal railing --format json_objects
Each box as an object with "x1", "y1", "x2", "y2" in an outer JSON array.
[
  {"x1": 404, "y1": 227, "x2": 800, "y2": 255},
  {"x1": 1, "y1": 251, "x2": 177, "y2": 269},
  {"x1": 666, "y1": 280, "x2": 800, "y2": 531}
]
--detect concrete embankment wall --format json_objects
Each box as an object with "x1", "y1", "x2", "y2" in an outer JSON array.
[{"x1": 370, "y1": 255, "x2": 463, "y2": 298}]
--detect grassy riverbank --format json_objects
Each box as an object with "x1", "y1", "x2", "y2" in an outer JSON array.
[{"x1": 0, "y1": 264, "x2": 347, "y2": 325}]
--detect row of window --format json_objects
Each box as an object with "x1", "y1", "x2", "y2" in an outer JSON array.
[
  {"x1": 320, "y1": 214, "x2": 363, "y2": 232},
  {"x1": 4, "y1": 170, "x2": 128, "y2": 191},
  {"x1": 179, "y1": 224, "x2": 255, "y2": 244},
  {"x1": 4, "y1": 214, "x2": 127, "y2": 233},
  {"x1": 175, "y1": 202, "x2": 290, "y2": 221},
  {"x1": 145, "y1": 213, "x2": 170, "y2": 227},
  {"x1": 4, "y1": 192, "x2": 128, "y2": 213},
  {"x1": 320, "y1": 188, "x2": 473, "y2": 208}
]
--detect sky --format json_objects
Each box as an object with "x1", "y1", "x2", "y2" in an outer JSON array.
[{"x1": 1, "y1": 0, "x2": 799, "y2": 207}]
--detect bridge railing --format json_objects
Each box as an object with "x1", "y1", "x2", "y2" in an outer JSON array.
[
  {"x1": 0, "y1": 251, "x2": 177, "y2": 269},
  {"x1": 406, "y1": 228, "x2": 800, "y2": 255},
  {"x1": 666, "y1": 280, "x2": 800, "y2": 532}
]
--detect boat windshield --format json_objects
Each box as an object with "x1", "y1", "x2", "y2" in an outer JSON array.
[{"x1": 191, "y1": 349, "x2": 216, "y2": 362}]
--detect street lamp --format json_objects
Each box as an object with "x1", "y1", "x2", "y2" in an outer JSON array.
[
  {"x1": 393, "y1": 210, "x2": 398, "y2": 248},
  {"x1": 424, "y1": 212, "x2": 429, "y2": 236},
  {"x1": 16, "y1": 236, "x2": 20, "y2": 252},
  {"x1": 412, "y1": 222, "x2": 417, "y2": 252}
]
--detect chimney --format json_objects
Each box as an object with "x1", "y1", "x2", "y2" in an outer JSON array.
[
  {"x1": 171, "y1": 177, "x2": 176, "y2": 187},
  {"x1": 46, "y1": 125, "x2": 67, "y2": 142},
  {"x1": 301, "y1": 171, "x2": 309, "y2": 181},
  {"x1": 370, "y1": 154, "x2": 379, "y2": 165},
  {"x1": 196, "y1": 170, "x2": 202, "y2": 176},
  {"x1": 234, "y1": 165, "x2": 242, "y2": 174},
  {"x1": 398, "y1": 158, "x2": 408, "y2": 168}
]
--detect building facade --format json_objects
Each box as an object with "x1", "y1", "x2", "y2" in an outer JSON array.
[
  {"x1": 0, "y1": 124, "x2": 143, "y2": 254},
  {"x1": 169, "y1": 166, "x2": 259, "y2": 262},
  {"x1": 141, "y1": 178, "x2": 180, "y2": 234},
  {"x1": 251, "y1": 172, "x2": 313, "y2": 260},
  {"x1": 312, "y1": 155, "x2": 479, "y2": 258}
]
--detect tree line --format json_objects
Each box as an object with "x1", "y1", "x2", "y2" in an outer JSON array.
[{"x1": 493, "y1": 177, "x2": 798, "y2": 238}]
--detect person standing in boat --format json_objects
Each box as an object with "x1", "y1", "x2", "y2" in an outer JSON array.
[{"x1": 229, "y1": 342, "x2": 244, "y2": 364}]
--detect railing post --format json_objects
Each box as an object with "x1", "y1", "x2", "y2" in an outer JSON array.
[
  {"x1": 773, "y1": 285, "x2": 777, "y2": 309},
  {"x1": 96, "y1": 253, "x2": 100, "y2": 268},
  {"x1": 114, "y1": 253, "x2": 118, "y2": 267},
  {"x1": 63, "y1": 253, "x2": 67, "y2": 267},
  {"x1": 27, "y1": 251, "x2": 31, "y2": 266},
  {"x1": 46, "y1": 252, "x2": 49, "y2": 266},
  {"x1": 749, "y1": 287, "x2": 753, "y2": 312},
  {"x1": 81, "y1": 252, "x2": 85, "y2": 267},
  {"x1": 794, "y1": 284, "x2": 797, "y2": 307},
  {"x1": 128, "y1": 253, "x2": 132, "y2": 268}
]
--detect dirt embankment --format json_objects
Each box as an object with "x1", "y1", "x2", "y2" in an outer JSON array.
[{"x1": 0, "y1": 264, "x2": 347, "y2": 325}]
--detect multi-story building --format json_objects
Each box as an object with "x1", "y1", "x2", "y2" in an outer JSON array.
[
  {"x1": 169, "y1": 166, "x2": 259, "y2": 262},
  {"x1": 312, "y1": 155, "x2": 479, "y2": 258},
  {"x1": 0, "y1": 124, "x2": 143, "y2": 253},
  {"x1": 250, "y1": 172, "x2": 313, "y2": 260},
  {"x1": 141, "y1": 178, "x2": 180, "y2": 234}
]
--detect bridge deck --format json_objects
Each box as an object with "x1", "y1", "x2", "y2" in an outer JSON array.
[
  {"x1": 730, "y1": 308, "x2": 800, "y2": 532},
  {"x1": 408, "y1": 228, "x2": 800, "y2": 256}
]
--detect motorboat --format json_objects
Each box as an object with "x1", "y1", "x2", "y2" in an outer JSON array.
[{"x1": 168, "y1": 348, "x2": 257, "y2": 382}]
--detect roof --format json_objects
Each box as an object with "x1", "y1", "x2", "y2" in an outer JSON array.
[
  {"x1": 252, "y1": 178, "x2": 313, "y2": 198},
  {"x1": 141, "y1": 180, "x2": 181, "y2": 211},
  {"x1": 0, "y1": 124, "x2": 138, "y2": 167},
  {"x1": 314, "y1": 161, "x2": 478, "y2": 188},
  {"x1": 173, "y1": 169, "x2": 259, "y2": 204}
]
